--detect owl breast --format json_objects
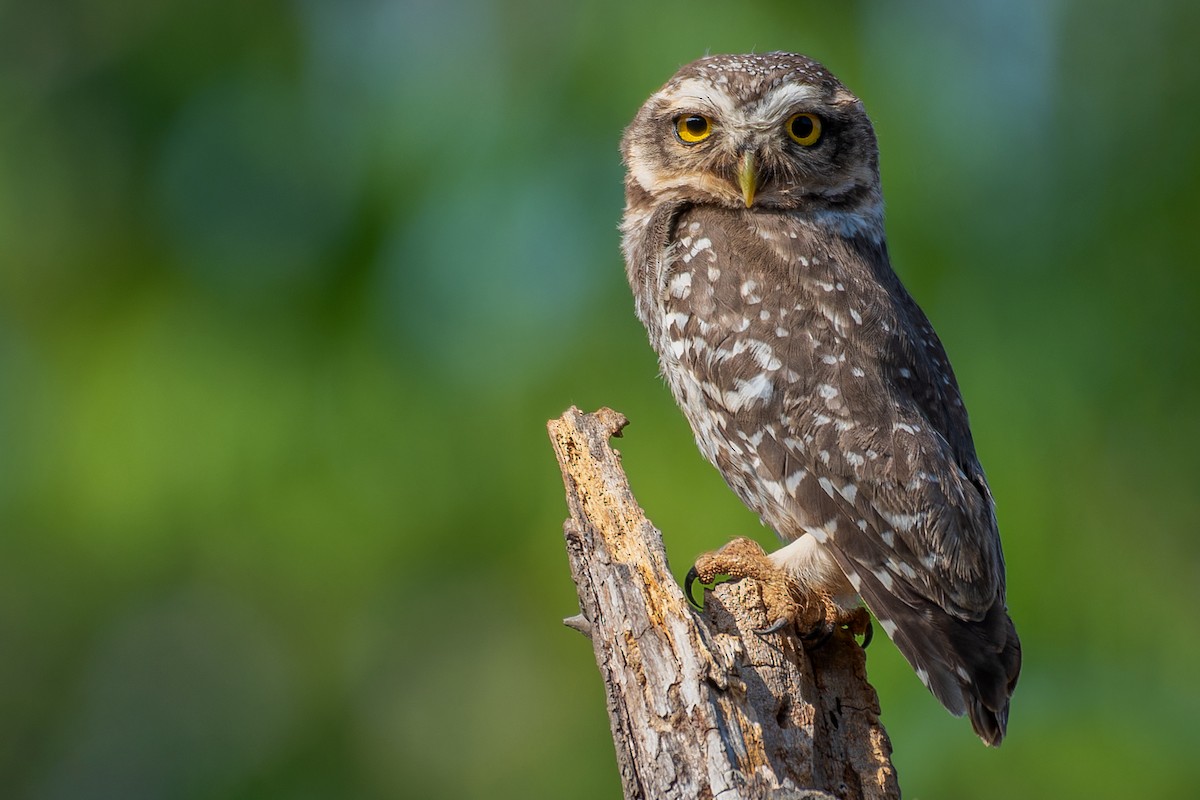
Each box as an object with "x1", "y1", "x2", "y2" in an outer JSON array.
[{"x1": 641, "y1": 203, "x2": 902, "y2": 542}]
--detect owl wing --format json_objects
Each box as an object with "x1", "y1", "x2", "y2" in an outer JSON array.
[{"x1": 661, "y1": 205, "x2": 1020, "y2": 743}]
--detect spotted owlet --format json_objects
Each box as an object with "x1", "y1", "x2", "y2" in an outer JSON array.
[{"x1": 620, "y1": 53, "x2": 1021, "y2": 745}]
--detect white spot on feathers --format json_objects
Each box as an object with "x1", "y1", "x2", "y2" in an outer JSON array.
[
  {"x1": 739, "y1": 279, "x2": 762, "y2": 304},
  {"x1": 668, "y1": 272, "x2": 692, "y2": 298},
  {"x1": 737, "y1": 429, "x2": 765, "y2": 448},
  {"x1": 873, "y1": 568, "x2": 895, "y2": 591},
  {"x1": 762, "y1": 479, "x2": 788, "y2": 505},
  {"x1": 664, "y1": 311, "x2": 689, "y2": 330},
  {"x1": 845, "y1": 569, "x2": 862, "y2": 590},
  {"x1": 879, "y1": 510, "x2": 921, "y2": 531},
  {"x1": 747, "y1": 340, "x2": 781, "y2": 370},
  {"x1": 722, "y1": 373, "x2": 773, "y2": 411}
]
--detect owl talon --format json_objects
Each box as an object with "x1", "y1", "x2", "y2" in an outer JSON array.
[
  {"x1": 754, "y1": 617, "x2": 792, "y2": 636},
  {"x1": 683, "y1": 566, "x2": 705, "y2": 609},
  {"x1": 840, "y1": 607, "x2": 873, "y2": 649},
  {"x1": 800, "y1": 620, "x2": 836, "y2": 649}
]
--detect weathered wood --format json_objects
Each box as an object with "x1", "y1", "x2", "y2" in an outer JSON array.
[{"x1": 549, "y1": 406, "x2": 899, "y2": 800}]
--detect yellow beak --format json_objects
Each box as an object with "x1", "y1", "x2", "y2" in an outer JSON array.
[{"x1": 738, "y1": 151, "x2": 758, "y2": 208}]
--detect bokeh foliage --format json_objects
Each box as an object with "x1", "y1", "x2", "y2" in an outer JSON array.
[{"x1": 2, "y1": 0, "x2": 1198, "y2": 797}]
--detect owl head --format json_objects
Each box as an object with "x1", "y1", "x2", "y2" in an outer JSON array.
[{"x1": 621, "y1": 53, "x2": 882, "y2": 220}]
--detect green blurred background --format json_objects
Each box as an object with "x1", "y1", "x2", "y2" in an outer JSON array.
[{"x1": 2, "y1": 0, "x2": 1198, "y2": 797}]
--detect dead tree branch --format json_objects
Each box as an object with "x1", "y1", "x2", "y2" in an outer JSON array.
[{"x1": 548, "y1": 406, "x2": 899, "y2": 800}]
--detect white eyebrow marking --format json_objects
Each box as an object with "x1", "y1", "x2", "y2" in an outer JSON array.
[
  {"x1": 754, "y1": 83, "x2": 821, "y2": 121},
  {"x1": 657, "y1": 78, "x2": 739, "y2": 119}
]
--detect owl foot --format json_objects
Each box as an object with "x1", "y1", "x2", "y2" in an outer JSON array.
[
  {"x1": 799, "y1": 620, "x2": 836, "y2": 649},
  {"x1": 685, "y1": 537, "x2": 813, "y2": 636},
  {"x1": 796, "y1": 607, "x2": 872, "y2": 650},
  {"x1": 686, "y1": 538, "x2": 874, "y2": 647}
]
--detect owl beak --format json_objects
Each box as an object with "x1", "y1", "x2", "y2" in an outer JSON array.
[{"x1": 738, "y1": 151, "x2": 758, "y2": 207}]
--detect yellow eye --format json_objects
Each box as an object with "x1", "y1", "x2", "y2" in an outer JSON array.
[
  {"x1": 675, "y1": 114, "x2": 712, "y2": 144},
  {"x1": 786, "y1": 113, "x2": 822, "y2": 146}
]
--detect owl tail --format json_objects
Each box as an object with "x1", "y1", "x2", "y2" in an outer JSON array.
[{"x1": 849, "y1": 561, "x2": 1022, "y2": 746}]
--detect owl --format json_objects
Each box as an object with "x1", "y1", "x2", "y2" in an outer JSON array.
[{"x1": 620, "y1": 53, "x2": 1021, "y2": 745}]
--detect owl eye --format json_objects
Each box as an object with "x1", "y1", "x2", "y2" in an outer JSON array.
[
  {"x1": 674, "y1": 114, "x2": 713, "y2": 144},
  {"x1": 786, "y1": 113, "x2": 822, "y2": 146}
]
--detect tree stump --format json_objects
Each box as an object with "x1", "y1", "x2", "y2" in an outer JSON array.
[{"x1": 548, "y1": 406, "x2": 899, "y2": 800}]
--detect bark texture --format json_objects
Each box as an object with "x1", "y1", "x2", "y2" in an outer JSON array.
[{"x1": 548, "y1": 406, "x2": 899, "y2": 800}]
